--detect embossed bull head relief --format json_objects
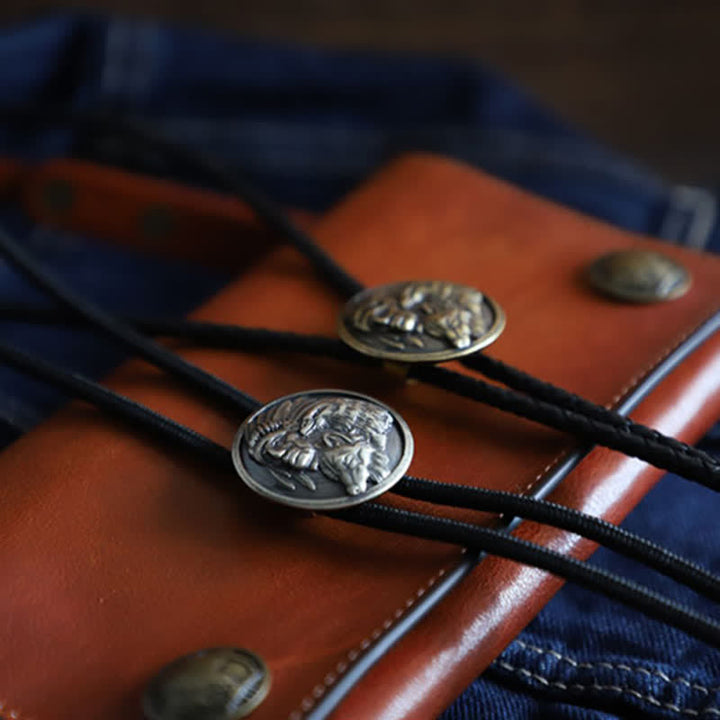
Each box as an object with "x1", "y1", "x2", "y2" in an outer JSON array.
[
  {"x1": 245, "y1": 396, "x2": 393, "y2": 496},
  {"x1": 351, "y1": 280, "x2": 489, "y2": 350}
]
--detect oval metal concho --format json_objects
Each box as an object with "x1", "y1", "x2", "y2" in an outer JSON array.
[
  {"x1": 338, "y1": 280, "x2": 505, "y2": 363},
  {"x1": 587, "y1": 249, "x2": 692, "y2": 303},
  {"x1": 232, "y1": 390, "x2": 414, "y2": 510},
  {"x1": 143, "y1": 647, "x2": 271, "y2": 720}
]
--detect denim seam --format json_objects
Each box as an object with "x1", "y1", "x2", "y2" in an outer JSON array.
[
  {"x1": 513, "y1": 640, "x2": 720, "y2": 694},
  {"x1": 129, "y1": 21, "x2": 160, "y2": 100},
  {"x1": 101, "y1": 19, "x2": 127, "y2": 100},
  {"x1": 495, "y1": 660, "x2": 720, "y2": 717},
  {"x1": 130, "y1": 22, "x2": 148, "y2": 99},
  {"x1": 660, "y1": 185, "x2": 718, "y2": 249}
]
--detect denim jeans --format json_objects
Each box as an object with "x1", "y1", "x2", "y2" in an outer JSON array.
[{"x1": 1, "y1": 14, "x2": 718, "y2": 719}]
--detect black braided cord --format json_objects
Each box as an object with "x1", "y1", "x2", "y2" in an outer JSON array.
[
  {"x1": 1, "y1": 107, "x2": 720, "y2": 650},
  {"x1": 0, "y1": 226, "x2": 259, "y2": 415},
  {"x1": 463, "y1": 352, "x2": 720, "y2": 482},
  {"x1": 395, "y1": 475, "x2": 720, "y2": 601},
  {"x1": 2, "y1": 303, "x2": 719, "y2": 491},
  {"x1": 0, "y1": 341, "x2": 233, "y2": 471},
  {"x1": 89, "y1": 111, "x2": 365, "y2": 300},
  {"x1": 0, "y1": 104, "x2": 364, "y2": 299},
  {"x1": 330, "y1": 502, "x2": 720, "y2": 650},
  {"x1": 412, "y1": 364, "x2": 720, "y2": 491},
  {"x1": 103, "y1": 113, "x2": 720, "y2": 489},
  {"x1": 3, "y1": 106, "x2": 718, "y2": 484},
  {"x1": 7, "y1": 325, "x2": 715, "y2": 605},
  {"x1": 1, "y1": 337, "x2": 720, "y2": 649}
]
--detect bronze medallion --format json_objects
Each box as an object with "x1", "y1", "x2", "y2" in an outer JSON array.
[
  {"x1": 232, "y1": 390, "x2": 414, "y2": 510},
  {"x1": 143, "y1": 647, "x2": 270, "y2": 720},
  {"x1": 587, "y1": 249, "x2": 692, "y2": 303},
  {"x1": 338, "y1": 280, "x2": 505, "y2": 363}
]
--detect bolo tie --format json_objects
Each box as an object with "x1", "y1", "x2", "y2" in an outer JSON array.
[{"x1": 1, "y1": 111, "x2": 720, "y2": 718}]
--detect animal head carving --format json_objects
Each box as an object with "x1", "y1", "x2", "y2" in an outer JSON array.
[
  {"x1": 245, "y1": 396, "x2": 394, "y2": 496},
  {"x1": 352, "y1": 281, "x2": 489, "y2": 350}
]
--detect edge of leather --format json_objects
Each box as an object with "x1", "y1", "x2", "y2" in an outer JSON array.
[{"x1": 314, "y1": 308, "x2": 720, "y2": 720}]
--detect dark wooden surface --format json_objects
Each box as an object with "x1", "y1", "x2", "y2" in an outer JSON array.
[{"x1": 4, "y1": 1, "x2": 720, "y2": 187}]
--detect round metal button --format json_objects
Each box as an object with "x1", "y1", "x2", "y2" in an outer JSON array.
[
  {"x1": 143, "y1": 647, "x2": 270, "y2": 720},
  {"x1": 587, "y1": 249, "x2": 691, "y2": 303},
  {"x1": 232, "y1": 390, "x2": 414, "y2": 510},
  {"x1": 338, "y1": 280, "x2": 505, "y2": 363}
]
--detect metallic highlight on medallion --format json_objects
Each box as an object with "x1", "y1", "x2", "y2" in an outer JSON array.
[
  {"x1": 143, "y1": 647, "x2": 270, "y2": 720},
  {"x1": 338, "y1": 280, "x2": 505, "y2": 362},
  {"x1": 587, "y1": 249, "x2": 692, "y2": 303},
  {"x1": 232, "y1": 390, "x2": 414, "y2": 510}
]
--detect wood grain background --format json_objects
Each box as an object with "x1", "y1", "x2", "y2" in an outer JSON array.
[{"x1": 4, "y1": 1, "x2": 719, "y2": 188}]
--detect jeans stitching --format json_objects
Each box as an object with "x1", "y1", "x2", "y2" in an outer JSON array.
[
  {"x1": 496, "y1": 661, "x2": 720, "y2": 717},
  {"x1": 513, "y1": 640, "x2": 720, "y2": 694},
  {"x1": 495, "y1": 641, "x2": 720, "y2": 718}
]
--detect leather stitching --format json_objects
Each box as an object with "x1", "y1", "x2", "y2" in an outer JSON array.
[
  {"x1": 518, "y1": 449, "x2": 574, "y2": 495},
  {"x1": 289, "y1": 560, "x2": 458, "y2": 720},
  {"x1": 494, "y1": 658, "x2": 720, "y2": 717},
  {"x1": 608, "y1": 303, "x2": 720, "y2": 409}
]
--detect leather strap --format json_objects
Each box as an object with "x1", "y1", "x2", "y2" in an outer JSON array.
[{"x1": 1, "y1": 157, "x2": 313, "y2": 268}]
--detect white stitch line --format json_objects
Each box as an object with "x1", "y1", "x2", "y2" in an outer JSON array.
[
  {"x1": 496, "y1": 661, "x2": 720, "y2": 717},
  {"x1": 513, "y1": 640, "x2": 720, "y2": 694},
  {"x1": 608, "y1": 302, "x2": 720, "y2": 409},
  {"x1": 519, "y1": 450, "x2": 572, "y2": 495},
  {"x1": 289, "y1": 562, "x2": 454, "y2": 720}
]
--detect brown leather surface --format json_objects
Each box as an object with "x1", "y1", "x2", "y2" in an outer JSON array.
[
  {"x1": 19, "y1": 158, "x2": 313, "y2": 268},
  {"x1": 0, "y1": 153, "x2": 719, "y2": 720}
]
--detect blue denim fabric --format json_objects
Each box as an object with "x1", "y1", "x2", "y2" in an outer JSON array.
[{"x1": 0, "y1": 14, "x2": 718, "y2": 719}]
